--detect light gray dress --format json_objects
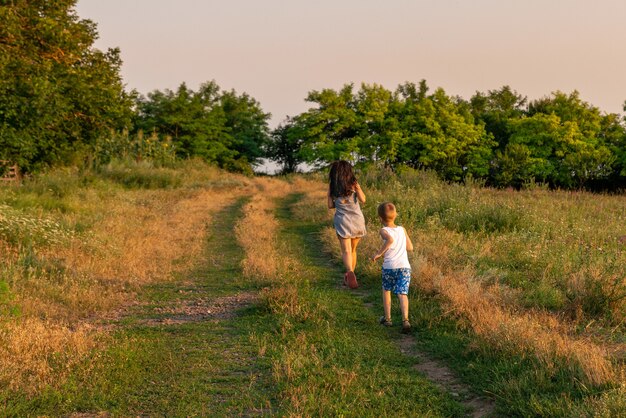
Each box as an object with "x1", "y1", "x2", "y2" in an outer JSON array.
[{"x1": 333, "y1": 192, "x2": 366, "y2": 239}]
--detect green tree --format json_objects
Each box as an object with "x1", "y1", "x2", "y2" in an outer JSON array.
[
  {"x1": 135, "y1": 82, "x2": 230, "y2": 161},
  {"x1": 528, "y1": 91, "x2": 602, "y2": 139},
  {"x1": 135, "y1": 81, "x2": 270, "y2": 172},
  {"x1": 220, "y1": 90, "x2": 271, "y2": 166},
  {"x1": 529, "y1": 92, "x2": 616, "y2": 187},
  {"x1": 398, "y1": 85, "x2": 495, "y2": 181},
  {"x1": 607, "y1": 107, "x2": 626, "y2": 180},
  {"x1": 266, "y1": 118, "x2": 306, "y2": 174},
  {"x1": 295, "y1": 84, "x2": 360, "y2": 165},
  {"x1": 470, "y1": 86, "x2": 527, "y2": 149},
  {"x1": 507, "y1": 112, "x2": 614, "y2": 188},
  {"x1": 355, "y1": 84, "x2": 405, "y2": 165},
  {"x1": 0, "y1": 0, "x2": 133, "y2": 171}
]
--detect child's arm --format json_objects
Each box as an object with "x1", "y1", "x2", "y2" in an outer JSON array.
[
  {"x1": 372, "y1": 229, "x2": 393, "y2": 261},
  {"x1": 354, "y1": 182, "x2": 366, "y2": 204},
  {"x1": 403, "y1": 227, "x2": 414, "y2": 252},
  {"x1": 327, "y1": 188, "x2": 335, "y2": 209}
]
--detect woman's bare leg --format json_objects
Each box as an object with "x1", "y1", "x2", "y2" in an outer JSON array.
[
  {"x1": 338, "y1": 237, "x2": 353, "y2": 272},
  {"x1": 350, "y1": 237, "x2": 361, "y2": 271}
]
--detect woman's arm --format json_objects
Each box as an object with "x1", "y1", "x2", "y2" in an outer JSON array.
[
  {"x1": 372, "y1": 229, "x2": 393, "y2": 261},
  {"x1": 327, "y1": 187, "x2": 335, "y2": 209},
  {"x1": 354, "y1": 182, "x2": 366, "y2": 203}
]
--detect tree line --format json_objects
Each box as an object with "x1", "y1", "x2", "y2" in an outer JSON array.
[
  {"x1": 3, "y1": 1, "x2": 626, "y2": 189},
  {"x1": 270, "y1": 82, "x2": 626, "y2": 189},
  {"x1": 0, "y1": 0, "x2": 270, "y2": 174}
]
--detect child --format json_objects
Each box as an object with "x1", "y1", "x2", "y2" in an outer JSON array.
[
  {"x1": 327, "y1": 160, "x2": 367, "y2": 289},
  {"x1": 371, "y1": 202, "x2": 414, "y2": 333}
]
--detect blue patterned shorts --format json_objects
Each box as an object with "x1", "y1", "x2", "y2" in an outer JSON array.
[{"x1": 382, "y1": 268, "x2": 412, "y2": 295}]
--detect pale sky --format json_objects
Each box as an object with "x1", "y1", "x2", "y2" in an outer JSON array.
[{"x1": 76, "y1": 0, "x2": 626, "y2": 127}]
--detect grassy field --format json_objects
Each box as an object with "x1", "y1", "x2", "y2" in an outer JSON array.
[
  {"x1": 306, "y1": 167, "x2": 626, "y2": 416},
  {"x1": 1, "y1": 162, "x2": 625, "y2": 416}
]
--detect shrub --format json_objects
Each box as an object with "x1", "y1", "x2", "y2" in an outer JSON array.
[{"x1": 566, "y1": 269, "x2": 626, "y2": 322}]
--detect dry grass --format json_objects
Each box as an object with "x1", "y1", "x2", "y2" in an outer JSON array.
[
  {"x1": 234, "y1": 177, "x2": 294, "y2": 283},
  {"x1": 0, "y1": 319, "x2": 97, "y2": 392},
  {"x1": 439, "y1": 271, "x2": 615, "y2": 385},
  {"x1": 0, "y1": 164, "x2": 249, "y2": 394}
]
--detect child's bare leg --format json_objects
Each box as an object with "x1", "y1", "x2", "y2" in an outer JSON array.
[
  {"x1": 338, "y1": 237, "x2": 353, "y2": 272},
  {"x1": 350, "y1": 237, "x2": 361, "y2": 271},
  {"x1": 382, "y1": 290, "x2": 392, "y2": 320},
  {"x1": 398, "y1": 294, "x2": 409, "y2": 321}
]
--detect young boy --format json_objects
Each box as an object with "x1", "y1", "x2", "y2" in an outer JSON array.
[{"x1": 371, "y1": 202, "x2": 414, "y2": 333}]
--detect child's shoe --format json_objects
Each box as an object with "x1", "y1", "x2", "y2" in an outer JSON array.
[
  {"x1": 345, "y1": 271, "x2": 358, "y2": 289},
  {"x1": 379, "y1": 316, "x2": 392, "y2": 327},
  {"x1": 401, "y1": 319, "x2": 412, "y2": 334}
]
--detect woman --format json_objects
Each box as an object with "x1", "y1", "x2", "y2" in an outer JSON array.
[{"x1": 327, "y1": 160, "x2": 366, "y2": 289}]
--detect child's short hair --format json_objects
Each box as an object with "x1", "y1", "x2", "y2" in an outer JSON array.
[{"x1": 377, "y1": 202, "x2": 396, "y2": 221}]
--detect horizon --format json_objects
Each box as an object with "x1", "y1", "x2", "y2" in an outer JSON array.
[{"x1": 76, "y1": 0, "x2": 626, "y2": 128}]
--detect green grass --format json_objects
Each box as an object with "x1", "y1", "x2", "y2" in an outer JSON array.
[
  {"x1": 96, "y1": 160, "x2": 183, "y2": 189},
  {"x1": 400, "y1": 291, "x2": 616, "y2": 417}
]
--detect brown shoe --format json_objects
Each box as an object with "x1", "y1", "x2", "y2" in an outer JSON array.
[
  {"x1": 401, "y1": 320, "x2": 412, "y2": 334},
  {"x1": 346, "y1": 271, "x2": 358, "y2": 289}
]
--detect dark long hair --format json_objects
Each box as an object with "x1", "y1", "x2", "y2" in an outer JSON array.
[{"x1": 329, "y1": 160, "x2": 357, "y2": 198}]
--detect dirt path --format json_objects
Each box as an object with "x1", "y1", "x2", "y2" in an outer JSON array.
[
  {"x1": 397, "y1": 335, "x2": 495, "y2": 417},
  {"x1": 138, "y1": 291, "x2": 258, "y2": 326}
]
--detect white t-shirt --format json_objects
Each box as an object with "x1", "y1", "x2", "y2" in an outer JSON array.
[{"x1": 382, "y1": 226, "x2": 411, "y2": 270}]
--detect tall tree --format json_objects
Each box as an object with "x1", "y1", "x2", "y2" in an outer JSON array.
[
  {"x1": 399, "y1": 86, "x2": 495, "y2": 180},
  {"x1": 506, "y1": 112, "x2": 614, "y2": 188},
  {"x1": 355, "y1": 83, "x2": 405, "y2": 165},
  {"x1": 470, "y1": 86, "x2": 527, "y2": 149},
  {"x1": 295, "y1": 84, "x2": 360, "y2": 165},
  {"x1": 220, "y1": 90, "x2": 271, "y2": 166},
  {"x1": 0, "y1": 0, "x2": 133, "y2": 170},
  {"x1": 135, "y1": 82, "x2": 231, "y2": 162},
  {"x1": 266, "y1": 118, "x2": 306, "y2": 174}
]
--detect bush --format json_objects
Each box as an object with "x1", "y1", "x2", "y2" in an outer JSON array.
[{"x1": 0, "y1": 280, "x2": 19, "y2": 317}]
